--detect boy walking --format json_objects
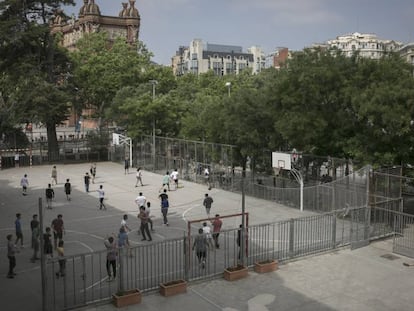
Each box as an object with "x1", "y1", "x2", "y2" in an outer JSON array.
[
  {"x1": 64, "y1": 179, "x2": 71, "y2": 201},
  {"x1": 97, "y1": 185, "x2": 106, "y2": 210},
  {"x1": 56, "y1": 240, "x2": 65, "y2": 278},
  {"x1": 15, "y1": 213, "x2": 23, "y2": 247},
  {"x1": 45, "y1": 184, "x2": 55, "y2": 209},
  {"x1": 51, "y1": 166, "x2": 58, "y2": 185},
  {"x1": 159, "y1": 172, "x2": 170, "y2": 192},
  {"x1": 7, "y1": 234, "x2": 17, "y2": 278},
  {"x1": 84, "y1": 172, "x2": 90, "y2": 192},
  {"x1": 203, "y1": 193, "x2": 214, "y2": 216},
  {"x1": 138, "y1": 206, "x2": 152, "y2": 241},
  {"x1": 135, "y1": 167, "x2": 144, "y2": 187},
  {"x1": 51, "y1": 214, "x2": 65, "y2": 250},
  {"x1": 20, "y1": 174, "x2": 29, "y2": 195}
]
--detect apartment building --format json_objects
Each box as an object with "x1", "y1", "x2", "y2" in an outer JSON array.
[
  {"x1": 172, "y1": 39, "x2": 265, "y2": 76},
  {"x1": 323, "y1": 32, "x2": 402, "y2": 59}
]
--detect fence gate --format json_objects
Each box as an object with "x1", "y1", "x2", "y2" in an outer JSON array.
[
  {"x1": 350, "y1": 207, "x2": 371, "y2": 250},
  {"x1": 393, "y1": 211, "x2": 414, "y2": 258}
]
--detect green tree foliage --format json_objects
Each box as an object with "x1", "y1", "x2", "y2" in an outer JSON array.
[
  {"x1": 0, "y1": 0, "x2": 75, "y2": 157},
  {"x1": 71, "y1": 33, "x2": 154, "y2": 130},
  {"x1": 271, "y1": 49, "x2": 414, "y2": 167}
]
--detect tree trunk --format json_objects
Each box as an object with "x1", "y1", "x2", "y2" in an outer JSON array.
[{"x1": 47, "y1": 122, "x2": 59, "y2": 161}]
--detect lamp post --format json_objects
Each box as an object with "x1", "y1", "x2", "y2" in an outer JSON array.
[
  {"x1": 149, "y1": 80, "x2": 158, "y2": 170},
  {"x1": 225, "y1": 82, "x2": 231, "y2": 98}
]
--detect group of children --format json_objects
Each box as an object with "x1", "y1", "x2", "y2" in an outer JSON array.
[{"x1": 6, "y1": 213, "x2": 66, "y2": 279}]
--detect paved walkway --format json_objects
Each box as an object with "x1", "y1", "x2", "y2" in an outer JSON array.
[
  {"x1": 0, "y1": 162, "x2": 413, "y2": 310},
  {"x1": 83, "y1": 240, "x2": 414, "y2": 311}
]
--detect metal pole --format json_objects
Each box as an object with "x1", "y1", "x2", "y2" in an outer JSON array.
[
  {"x1": 241, "y1": 173, "x2": 246, "y2": 266},
  {"x1": 39, "y1": 198, "x2": 47, "y2": 311},
  {"x1": 149, "y1": 80, "x2": 157, "y2": 171},
  {"x1": 129, "y1": 138, "x2": 133, "y2": 168},
  {"x1": 291, "y1": 168, "x2": 304, "y2": 212}
]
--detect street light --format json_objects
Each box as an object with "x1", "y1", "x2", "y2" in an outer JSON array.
[
  {"x1": 225, "y1": 82, "x2": 231, "y2": 98},
  {"x1": 149, "y1": 80, "x2": 158, "y2": 170}
]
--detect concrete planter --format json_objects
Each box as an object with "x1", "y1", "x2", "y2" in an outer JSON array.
[
  {"x1": 254, "y1": 260, "x2": 278, "y2": 273},
  {"x1": 159, "y1": 279, "x2": 187, "y2": 297},
  {"x1": 223, "y1": 265, "x2": 248, "y2": 281},
  {"x1": 112, "y1": 289, "x2": 141, "y2": 308}
]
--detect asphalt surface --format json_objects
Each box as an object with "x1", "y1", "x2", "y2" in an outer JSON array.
[{"x1": 1, "y1": 162, "x2": 413, "y2": 311}]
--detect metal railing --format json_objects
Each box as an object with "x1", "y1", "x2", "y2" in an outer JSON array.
[{"x1": 46, "y1": 206, "x2": 405, "y2": 310}]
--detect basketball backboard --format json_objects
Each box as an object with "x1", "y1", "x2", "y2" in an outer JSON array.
[{"x1": 272, "y1": 152, "x2": 292, "y2": 170}]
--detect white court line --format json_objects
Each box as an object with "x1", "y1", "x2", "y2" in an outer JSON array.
[{"x1": 66, "y1": 229, "x2": 105, "y2": 241}]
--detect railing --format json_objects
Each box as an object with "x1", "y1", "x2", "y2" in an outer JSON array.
[{"x1": 45, "y1": 208, "x2": 376, "y2": 310}]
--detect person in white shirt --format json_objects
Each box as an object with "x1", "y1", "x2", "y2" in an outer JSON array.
[
  {"x1": 97, "y1": 185, "x2": 106, "y2": 210},
  {"x1": 20, "y1": 174, "x2": 29, "y2": 195},
  {"x1": 121, "y1": 214, "x2": 131, "y2": 232},
  {"x1": 135, "y1": 167, "x2": 144, "y2": 187},
  {"x1": 170, "y1": 169, "x2": 179, "y2": 190},
  {"x1": 135, "y1": 192, "x2": 146, "y2": 208},
  {"x1": 202, "y1": 222, "x2": 214, "y2": 248},
  {"x1": 204, "y1": 167, "x2": 211, "y2": 190}
]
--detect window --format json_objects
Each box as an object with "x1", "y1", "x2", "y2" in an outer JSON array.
[{"x1": 213, "y1": 62, "x2": 222, "y2": 76}]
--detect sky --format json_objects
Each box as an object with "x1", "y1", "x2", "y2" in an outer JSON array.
[{"x1": 65, "y1": 0, "x2": 414, "y2": 65}]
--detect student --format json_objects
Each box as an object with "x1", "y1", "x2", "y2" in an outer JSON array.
[
  {"x1": 104, "y1": 236, "x2": 117, "y2": 281},
  {"x1": 203, "y1": 193, "x2": 214, "y2": 216},
  {"x1": 84, "y1": 172, "x2": 90, "y2": 192},
  {"x1": 15, "y1": 213, "x2": 23, "y2": 247},
  {"x1": 43, "y1": 227, "x2": 53, "y2": 258},
  {"x1": 45, "y1": 184, "x2": 55, "y2": 209},
  {"x1": 121, "y1": 214, "x2": 131, "y2": 232},
  {"x1": 97, "y1": 185, "x2": 106, "y2": 210},
  {"x1": 64, "y1": 179, "x2": 71, "y2": 201},
  {"x1": 56, "y1": 240, "x2": 65, "y2": 278},
  {"x1": 202, "y1": 222, "x2": 214, "y2": 248},
  {"x1": 51, "y1": 214, "x2": 65, "y2": 250},
  {"x1": 124, "y1": 158, "x2": 130, "y2": 174},
  {"x1": 192, "y1": 228, "x2": 209, "y2": 269},
  {"x1": 138, "y1": 206, "x2": 152, "y2": 241},
  {"x1": 170, "y1": 169, "x2": 179, "y2": 190},
  {"x1": 146, "y1": 202, "x2": 154, "y2": 231},
  {"x1": 30, "y1": 220, "x2": 40, "y2": 263},
  {"x1": 90, "y1": 163, "x2": 97, "y2": 183},
  {"x1": 51, "y1": 166, "x2": 58, "y2": 185},
  {"x1": 135, "y1": 167, "x2": 143, "y2": 187},
  {"x1": 7, "y1": 234, "x2": 17, "y2": 278},
  {"x1": 159, "y1": 190, "x2": 169, "y2": 226},
  {"x1": 135, "y1": 192, "x2": 146, "y2": 208},
  {"x1": 204, "y1": 167, "x2": 211, "y2": 190},
  {"x1": 20, "y1": 174, "x2": 29, "y2": 195},
  {"x1": 159, "y1": 172, "x2": 170, "y2": 192},
  {"x1": 211, "y1": 214, "x2": 223, "y2": 249}
]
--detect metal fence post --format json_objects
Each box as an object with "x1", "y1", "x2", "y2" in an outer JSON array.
[
  {"x1": 118, "y1": 248, "x2": 125, "y2": 293},
  {"x1": 289, "y1": 218, "x2": 295, "y2": 258},
  {"x1": 331, "y1": 212, "x2": 337, "y2": 249},
  {"x1": 39, "y1": 198, "x2": 47, "y2": 311}
]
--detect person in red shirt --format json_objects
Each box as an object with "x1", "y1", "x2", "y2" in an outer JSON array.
[
  {"x1": 211, "y1": 214, "x2": 223, "y2": 249},
  {"x1": 51, "y1": 214, "x2": 65, "y2": 250}
]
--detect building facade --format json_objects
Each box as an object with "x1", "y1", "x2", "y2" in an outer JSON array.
[
  {"x1": 265, "y1": 47, "x2": 290, "y2": 69},
  {"x1": 323, "y1": 32, "x2": 402, "y2": 59},
  {"x1": 50, "y1": 0, "x2": 141, "y2": 129},
  {"x1": 172, "y1": 39, "x2": 265, "y2": 76},
  {"x1": 399, "y1": 43, "x2": 414, "y2": 67},
  {"x1": 50, "y1": 0, "x2": 140, "y2": 51}
]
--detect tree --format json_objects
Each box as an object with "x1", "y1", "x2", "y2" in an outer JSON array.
[
  {"x1": 71, "y1": 33, "x2": 154, "y2": 131},
  {"x1": 0, "y1": 0, "x2": 76, "y2": 159}
]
